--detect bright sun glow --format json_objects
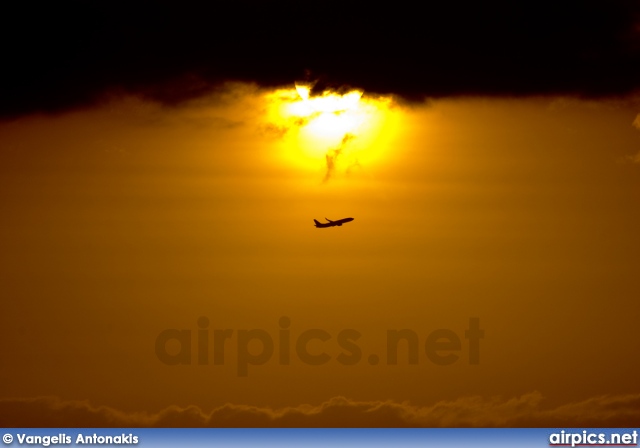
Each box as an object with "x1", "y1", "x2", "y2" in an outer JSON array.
[{"x1": 265, "y1": 83, "x2": 400, "y2": 179}]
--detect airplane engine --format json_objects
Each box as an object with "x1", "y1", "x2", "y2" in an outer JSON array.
[{"x1": 337, "y1": 223, "x2": 342, "y2": 226}]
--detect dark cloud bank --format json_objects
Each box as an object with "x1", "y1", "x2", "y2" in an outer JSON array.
[
  {"x1": 2, "y1": 393, "x2": 640, "y2": 427},
  {"x1": 2, "y1": 1, "x2": 640, "y2": 118}
]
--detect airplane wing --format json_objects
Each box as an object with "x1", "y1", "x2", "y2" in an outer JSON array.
[{"x1": 314, "y1": 217, "x2": 353, "y2": 228}]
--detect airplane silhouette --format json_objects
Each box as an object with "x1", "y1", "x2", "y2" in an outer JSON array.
[{"x1": 314, "y1": 217, "x2": 354, "y2": 228}]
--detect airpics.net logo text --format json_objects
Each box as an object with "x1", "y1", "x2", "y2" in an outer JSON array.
[{"x1": 155, "y1": 317, "x2": 484, "y2": 376}]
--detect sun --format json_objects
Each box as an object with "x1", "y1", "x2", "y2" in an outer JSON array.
[{"x1": 265, "y1": 83, "x2": 399, "y2": 177}]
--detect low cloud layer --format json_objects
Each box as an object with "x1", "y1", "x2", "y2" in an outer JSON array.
[
  {"x1": 2, "y1": 392, "x2": 639, "y2": 427},
  {"x1": 2, "y1": 2, "x2": 640, "y2": 118}
]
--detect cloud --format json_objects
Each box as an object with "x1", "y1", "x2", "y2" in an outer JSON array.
[
  {"x1": 2, "y1": 392, "x2": 639, "y2": 427},
  {"x1": 323, "y1": 133, "x2": 356, "y2": 183},
  {"x1": 2, "y1": 2, "x2": 640, "y2": 118}
]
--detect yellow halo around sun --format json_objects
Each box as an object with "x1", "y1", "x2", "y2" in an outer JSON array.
[{"x1": 265, "y1": 83, "x2": 400, "y2": 177}]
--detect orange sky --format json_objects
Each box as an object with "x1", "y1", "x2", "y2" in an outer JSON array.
[{"x1": 1, "y1": 85, "x2": 639, "y2": 426}]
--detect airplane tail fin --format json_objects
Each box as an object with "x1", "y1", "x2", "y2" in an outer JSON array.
[{"x1": 314, "y1": 219, "x2": 321, "y2": 226}]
